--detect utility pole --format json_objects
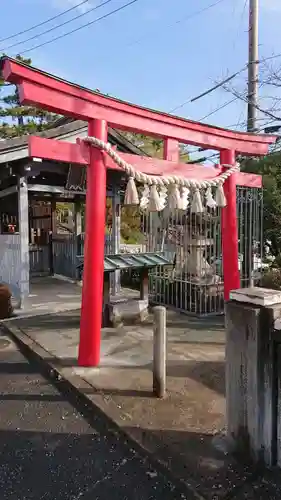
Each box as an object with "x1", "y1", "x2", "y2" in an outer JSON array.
[{"x1": 247, "y1": 0, "x2": 259, "y2": 132}]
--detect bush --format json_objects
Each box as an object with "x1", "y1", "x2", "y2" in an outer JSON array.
[{"x1": 260, "y1": 268, "x2": 281, "y2": 290}]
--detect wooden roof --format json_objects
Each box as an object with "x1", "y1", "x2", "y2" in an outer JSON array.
[{"x1": 0, "y1": 119, "x2": 148, "y2": 164}]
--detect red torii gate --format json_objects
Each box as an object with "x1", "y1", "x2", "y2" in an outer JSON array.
[{"x1": 1, "y1": 57, "x2": 276, "y2": 367}]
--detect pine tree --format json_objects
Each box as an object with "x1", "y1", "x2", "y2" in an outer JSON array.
[{"x1": 0, "y1": 55, "x2": 57, "y2": 139}]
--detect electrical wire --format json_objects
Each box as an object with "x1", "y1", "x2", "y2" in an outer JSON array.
[
  {"x1": 4, "y1": 0, "x2": 280, "y2": 124},
  {"x1": 262, "y1": 52, "x2": 281, "y2": 64},
  {"x1": 125, "y1": 0, "x2": 228, "y2": 49},
  {"x1": 231, "y1": 0, "x2": 248, "y2": 53},
  {"x1": 169, "y1": 66, "x2": 247, "y2": 114},
  {"x1": 16, "y1": 0, "x2": 140, "y2": 56},
  {"x1": 5, "y1": 0, "x2": 227, "y2": 56},
  {"x1": 200, "y1": 97, "x2": 238, "y2": 121},
  {"x1": 167, "y1": 1, "x2": 247, "y2": 119},
  {"x1": 223, "y1": 85, "x2": 281, "y2": 123},
  {"x1": 188, "y1": 151, "x2": 219, "y2": 164},
  {"x1": 4, "y1": 0, "x2": 281, "y2": 135},
  {"x1": 0, "y1": 0, "x2": 90, "y2": 45},
  {"x1": 169, "y1": 52, "x2": 281, "y2": 116},
  {"x1": 232, "y1": 109, "x2": 245, "y2": 130},
  {"x1": 0, "y1": 0, "x2": 115, "y2": 53}
]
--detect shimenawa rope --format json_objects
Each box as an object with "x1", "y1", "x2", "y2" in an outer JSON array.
[{"x1": 82, "y1": 136, "x2": 240, "y2": 213}]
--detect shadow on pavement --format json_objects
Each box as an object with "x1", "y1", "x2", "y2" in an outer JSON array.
[
  {"x1": 0, "y1": 393, "x2": 63, "y2": 402},
  {"x1": 0, "y1": 361, "x2": 39, "y2": 374},
  {"x1": 167, "y1": 360, "x2": 225, "y2": 395},
  {"x1": 13, "y1": 313, "x2": 81, "y2": 331},
  {"x1": 0, "y1": 345, "x2": 191, "y2": 500},
  {"x1": 124, "y1": 425, "x2": 281, "y2": 500}
]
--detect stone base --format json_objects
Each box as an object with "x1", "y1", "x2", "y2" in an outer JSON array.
[{"x1": 109, "y1": 298, "x2": 149, "y2": 327}]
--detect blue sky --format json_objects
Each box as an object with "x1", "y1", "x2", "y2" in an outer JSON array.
[{"x1": 1, "y1": 0, "x2": 281, "y2": 136}]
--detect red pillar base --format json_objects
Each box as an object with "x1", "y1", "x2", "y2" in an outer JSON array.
[{"x1": 78, "y1": 119, "x2": 107, "y2": 367}]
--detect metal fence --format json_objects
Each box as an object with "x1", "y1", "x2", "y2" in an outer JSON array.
[
  {"x1": 29, "y1": 245, "x2": 50, "y2": 277},
  {"x1": 145, "y1": 198, "x2": 224, "y2": 316},
  {"x1": 237, "y1": 186, "x2": 263, "y2": 288},
  {"x1": 52, "y1": 233, "x2": 112, "y2": 280},
  {"x1": 52, "y1": 234, "x2": 77, "y2": 280},
  {"x1": 0, "y1": 234, "x2": 22, "y2": 300},
  {"x1": 139, "y1": 186, "x2": 264, "y2": 316}
]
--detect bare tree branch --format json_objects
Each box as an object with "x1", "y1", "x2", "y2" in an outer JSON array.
[{"x1": 223, "y1": 83, "x2": 281, "y2": 122}]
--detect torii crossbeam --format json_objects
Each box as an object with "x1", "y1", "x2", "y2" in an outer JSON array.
[{"x1": 0, "y1": 56, "x2": 276, "y2": 367}]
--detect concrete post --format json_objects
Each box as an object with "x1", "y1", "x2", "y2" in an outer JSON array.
[
  {"x1": 111, "y1": 187, "x2": 121, "y2": 295},
  {"x1": 74, "y1": 201, "x2": 82, "y2": 279},
  {"x1": 67, "y1": 206, "x2": 75, "y2": 232},
  {"x1": 225, "y1": 286, "x2": 281, "y2": 466},
  {"x1": 74, "y1": 201, "x2": 82, "y2": 237},
  {"x1": 153, "y1": 306, "x2": 166, "y2": 398}
]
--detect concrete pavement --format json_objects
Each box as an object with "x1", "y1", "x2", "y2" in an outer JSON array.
[
  {"x1": 0, "y1": 328, "x2": 194, "y2": 500},
  {"x1": 3, "y1": 307, "x2": 281, "y2": 499}
]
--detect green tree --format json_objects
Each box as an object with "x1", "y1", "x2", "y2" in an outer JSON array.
[
  {"x1": 113, "y1": 133, "x2": 190, "y2": 243},
  {"x1": 241, "y1": 151, "x2": 281, "y2": 257},
  {"x1": 120, "y1": 132, "x2": 190, "y2": 162},
  {"x1": 105, "y1": 198, "x2": 143, "y2": 244},
  {"x1": 0, "y1": 54, "x2": 57, "y2": 138}
]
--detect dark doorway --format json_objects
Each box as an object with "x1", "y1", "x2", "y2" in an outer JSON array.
[{"x1": 29, "y1": 200, "x2": 52, "y2": 277}]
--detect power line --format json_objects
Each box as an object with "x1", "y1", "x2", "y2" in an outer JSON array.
[
  {"x1": 223, "y1": 84, "x2": 281, "y2": 123},
  {"x1": 226, "y1": 118, "x2": 247, "y2": 129},
  {"x1": 191, "y1": 68, "x2": 248, "y2": 104},
  {"x1": 169, "y1": 66, "x2": 247, "y2": 113},
  {"x1": 182, "y1": 59, "x2": 280, "y2": 133},
  {"x1": 1, "y1": 0, "x2": 115, "y2": 53},
  {"x1": 189, "y1": 151, "x2": 219, "y2": 164},
  {"x1": 168, "y1": 2, "x2": 247, "y2": 117},
  {"x1": 16, "y1": 0, "x2": 140, "y2": 56},
  {"x1": 261, "y1": 52, "x2": 281, "y2": 64},
  {"x1": 169, "y1": 52, "x2": 281, "y2": 116},
  {"x1": 231, "y1": 0, "x2": 247, "y2": 53},
  {"x1": 5, "y1": 0, "x2": 228, "y2": 57},
  {"x1": 125, "y1": 0, "x2": 228, "y2": 49},
  {"x1": 256, "y1": 120, "x2": 277, "y2": 133},
  {"x1": 200, "y1": 97, "x2": 238, "y2": 121},
  {"x1": 232, "y1": 108, "x2": 246, "y2": 130},
  {"x1": 0, "y1": 0, "x2": 90, "y2": 45}
]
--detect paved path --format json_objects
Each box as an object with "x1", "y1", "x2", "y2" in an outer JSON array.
[
  {"x1": 0, "y1": 333, "x2": 192, "y2": 500},
  {"x1": 4, "y1": 311, "x2": 281, "y2": 499}
]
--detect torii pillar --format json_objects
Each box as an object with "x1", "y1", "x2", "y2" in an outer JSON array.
[
  {"x1": 79, "y1": 119, "x2": 108, "y2": 365},
  {"x1": 1, "y1": 56, "x2": 276, "y2": 367},
  {"x1": 220, "y1": 149, "x2": 240, "y2": 302}
]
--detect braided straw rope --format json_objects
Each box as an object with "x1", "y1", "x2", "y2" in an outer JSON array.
[{"x1": 83, "y1": 136, "x2": 240, "y2": 188}]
